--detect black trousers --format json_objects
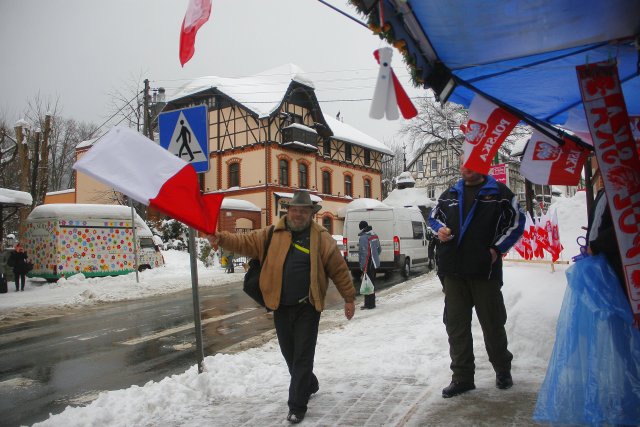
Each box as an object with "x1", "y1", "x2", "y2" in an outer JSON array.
[
  {"x1": 273, "y1": 302, "x2": 321, "y2": 414},
  {"x1": 443, "y1": 276, "x2": 512, "y2": 382},
  {"x1": 14, "y1": 271, "x2": 25, "y2": 291},
  {"x1": 363, "y1": 268, "x2": 376, "y2": 308}
]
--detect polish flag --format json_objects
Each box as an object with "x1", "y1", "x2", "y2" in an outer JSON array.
[
  {"x1": 461, "y1": 95, "x2": 519, "y2": 174},
  {"x1": 548, "y1": 209, "x2": 563, "y2": 262},
  {"x1": 520, "y1": 130, "x2": 588, "y2": 185},
  {"x1": 521, "y1": 213, "x2": 534, "y2": 260},
  {"x1": 73, "y1": 126, "x2": 223, "y2": 234},
  {"x1": 513, "y1": 235, "x2": 527, "y2": 259},
  {"x1": 534, "y1": 214, "x2": 549, "y2": 258},
  {"x1": 179, "y1": 0, "x2": 212, "y2": 67}
]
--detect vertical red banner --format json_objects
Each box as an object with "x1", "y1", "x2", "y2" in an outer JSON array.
[{"x1": 576, "y1": 61, "x2": 640, "y2": 324}]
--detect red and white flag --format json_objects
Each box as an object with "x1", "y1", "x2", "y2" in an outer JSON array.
[
  {"x1": 73, "y1": 126, "x2": 223, "y2": 234},
  {"x1": 534, "y1": 214, "x2": 550, "y2": 258},
  {"x1": 520, "y1": 130, "x2": 588, "y2": 185},
  {"x1": 179, "y1": 0, "x2": 212, "y2": 67},
  {"x1": 461, "y1": 95, "x2": 519, "y2": 174},
  {"x1": 513, "y1": 235, "x2": 527, "y2": 259},
  {"x1": 547, "y1": 209, "x2": 563, "y2": 262},
  {"x1": 520, "y1": 212, "x2": 534, "y2": 260},
  {"x1": 370, "y1": 47, "x2": 418, "y2": 120}
]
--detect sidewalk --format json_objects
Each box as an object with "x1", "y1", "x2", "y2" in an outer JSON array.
[{"x1": 34, "y1": 264, "x2": 563, "y2": 427}]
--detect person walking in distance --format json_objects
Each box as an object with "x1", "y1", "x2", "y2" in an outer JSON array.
[
  {"x1": 207, "y1": 190, "x2": 355, "y2": 424},
  {"x1": 7, "y1": 242, "x2": 30, "y2": 292},
  {"x1": 429, "y1": 157, "x2": 525, "y2": 398},
  {"x1": 358, "y1": 220, "x2": 381, "y2": 309}
]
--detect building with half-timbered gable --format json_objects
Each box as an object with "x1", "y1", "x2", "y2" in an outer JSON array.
[{"x1": 71, "y1": 64, "x2": 393, "y2": 235}]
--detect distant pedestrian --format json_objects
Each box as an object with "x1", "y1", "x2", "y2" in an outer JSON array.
[
  {"x1": 358, "y1": 221, "x2": 381, "y2": 310},
  {"x1": 225, "y1": 250, "x2": 235, "y2": 273},
  {"x1": 207, "y1": 190, "x2": 355, "y2": 424},
  {"x1": 429, "y1": 156, "x2": 525, "y2": 398},
  {"x1": 7, "y1": 242, "x2": 29, "y2": 292}
]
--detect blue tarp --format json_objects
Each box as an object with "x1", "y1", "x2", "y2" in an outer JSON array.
[
  {"x1": 533, "y1": 255, "x2": 640, "y2": 425},
  {"x1": 376, "y1": 0, "x2": 640, "y2": 140}
]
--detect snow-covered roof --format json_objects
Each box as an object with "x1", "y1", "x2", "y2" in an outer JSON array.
[
  {"x1": 511, "y1": 135, "x2": 530, "y2": 157},
  {"x1": 167, "y1": 64, "x2": 314, "y2": 119},
  {"x1": 0, "y1": 188, "x2": 33, "y2": 206},
  {"x1": 27, "y1": 204, "x2": 147, "y2": 229},
  {"x1": 323, "y1": 114, "x2": 394, "y2": 156},
  {"x1": 221, "y1": 198, "x2": 260, "y2": 212},
  {"x1": 45, "y1": 188, "x2": 75, "y2": 196},
  {"x1": 283, "y1": 123, "x2": 317, "y2": 133},
  {"x1": 395, "y1": 171, "x2": 415, "y2": 185},
  {"x1": 76, "y1": 137, "x2": 100, "y2": 150},
  {"x1": 383, "y1": 187, "x2": 437, "y2": 209},
  {"x1": 336, "y1": 198, "x2": 389, "y2": 218},
  {"x1": 274, "y1": 191, "x2": 322, "y2": 203}
]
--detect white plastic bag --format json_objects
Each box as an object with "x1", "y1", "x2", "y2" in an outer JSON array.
[{"x1": 360, "y1": 273, "x2": 374, "y2": 295}]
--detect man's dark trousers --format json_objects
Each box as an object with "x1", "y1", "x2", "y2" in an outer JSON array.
[
  {"x1": 443, "y1": 276, "x2": 512, "y2": 382},
  {"x1": 274, "y1": 301, "x2": 321, "y2": 414}
]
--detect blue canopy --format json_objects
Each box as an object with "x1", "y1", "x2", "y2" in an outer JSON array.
[{"x1": 358, "y1": 0, "x2": 640, "y2": 143}]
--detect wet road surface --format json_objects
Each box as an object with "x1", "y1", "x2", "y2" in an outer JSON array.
[{"x1": 0, "y1": 269, "x2": 425, "y2": 426}]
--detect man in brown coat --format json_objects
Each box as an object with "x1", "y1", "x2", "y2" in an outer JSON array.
[{"x1": 208, "y1": 190, "x2": 355, "y2": 424}]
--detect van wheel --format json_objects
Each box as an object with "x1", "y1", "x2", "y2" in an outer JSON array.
[
  {"x1": 138, "y1": 265, "x2": 151, "y2": 272},
  {"x1": 401, "y1": 258, "x2": 411, "y2": 278},
  {"x1": 46, "y1": 278, "x2": 59, "y2": 283}
]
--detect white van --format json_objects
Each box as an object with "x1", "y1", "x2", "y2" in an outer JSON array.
[
  {"x1": 343, "y1": 206, "x2": 429, "y2": 277},
  {"x1": 24, "y1": 204, "x2": 164, "y2": 281}
]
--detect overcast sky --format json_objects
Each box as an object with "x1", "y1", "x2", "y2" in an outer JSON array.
[{"x1": 0, "y1": 0, "x2": 426, "y2": 155}]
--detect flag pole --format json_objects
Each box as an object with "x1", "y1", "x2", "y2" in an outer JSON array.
[
  {"x1": 129, "y1": 200, "x2": 139, "y2": 283},
  {"x1": 188, "y1": 226, "x2": 205, "y2": 373}
]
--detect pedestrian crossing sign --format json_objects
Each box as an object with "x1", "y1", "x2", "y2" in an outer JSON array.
[{"x1": 158, "y1": 105, "x2": 209, "y2": 173}]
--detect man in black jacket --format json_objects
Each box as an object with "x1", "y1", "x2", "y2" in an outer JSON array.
[{"x1": 429, "y1": 159, "x2": 525, "y2": 398}]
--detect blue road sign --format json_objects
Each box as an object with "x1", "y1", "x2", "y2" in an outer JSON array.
[{"x1": 159, "y1": 105, "x2": 209, "y2": 173}]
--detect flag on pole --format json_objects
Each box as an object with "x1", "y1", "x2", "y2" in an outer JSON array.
[
  {"x1": 534, "y1": 214, "x2": 549, "y2": 258},
  {"x1": 179, "y1": 0, "x2": 212, "y2": 67},
  {"x1": 513, "y1": 235, "x2": 527, "y2": 259},
  {"x1": 548, "y1": 209, "x2": 563, "y2": 262},
  {"x1": 520, "y1": 130, "x2": 588, "y2": 185},
  {"x1": 73, "y1": 126, "x2": 223, "y2": 234},
  {"x1": 461, "y1": 95, "x2": 519, "y2": 174},
  {"x1": 370, "y1": 47, "x2": 418, "y2": 120},
  {"x1": 521, "y1": 212, "x2": 534, "y2": 260}
]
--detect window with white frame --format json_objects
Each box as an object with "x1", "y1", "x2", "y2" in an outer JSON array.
[{"x1": 430, "y1": 158, "x2": 438, "y2": 172}]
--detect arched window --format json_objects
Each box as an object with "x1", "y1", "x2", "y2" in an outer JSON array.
[
  {"x1": 322, "y1": 216, "x2": 332, "y2": 234},
  {"x1": 344, "y1": 175, "x2": 353, "y2": 197},
  {"x1": 279, "y1": 159, "x2": 289, "y2": 186},
  {"x1": 229, "y1": 163, "x2": 240, "y2": 187},
  {"x1": 322, "y1": 171, "x2": 331, "y2": 195},
  {"x1": 364, "y1": 178, "x2": 371, "y2": 198},
  {"x1": 299, "y1": 163, "x2": 308, "y2": 189}
]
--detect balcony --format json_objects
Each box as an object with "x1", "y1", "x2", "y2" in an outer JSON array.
[{"x1": 282, "y1": 124, "x2": 318, "y2": 153}]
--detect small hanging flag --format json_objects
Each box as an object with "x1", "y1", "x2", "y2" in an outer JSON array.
[
  {"x1": 461, "y1": 94, "x2": 518, "y2": 174},
  {"x1": 520, "y1": 130, "x2": 589, "y2": 185},
  {"x1": 369, "y1": 47, "x2": 418, "y2": 120},
  {"x1": 179, "y1": 0, "x2": 212, "y2": 67}
]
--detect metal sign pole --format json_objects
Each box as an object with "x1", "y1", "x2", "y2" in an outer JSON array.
[
  {"x1": 188, "y1": 226, "x2": 205, "y2": 373},
  {"x1": 129, "y1": 200, "x2": 139, "y2": 283}
]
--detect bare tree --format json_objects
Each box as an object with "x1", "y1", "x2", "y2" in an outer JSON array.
[{"x1": 106, "y1": 70, "x2": 147, "y2": 132}]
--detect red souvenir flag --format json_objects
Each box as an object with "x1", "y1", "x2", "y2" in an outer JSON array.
[
  {"x1": 73, "y1": 126, "x2": 223, "y2": 234},
  {"x1": 521, "y1": 212, "x2": 534, "y2": 260},
  {"x1": 535, "y1": 214, "x2": 550, "y2": 257},
  {"x1": 520, "y1": 130, "x2": 589, "y2": 185},
  {"x1": 513, "y1": 236, "x2": 527, "y2": 259},
  {"x1": 461, "y1": 95, "x2": 519, "y2": 174},
  {"x1": 548, "y1": 209, "x2": 563, "y2": 262},
  {"x1": 179, "y1": 0, "x2": 212, "y2": 67}
]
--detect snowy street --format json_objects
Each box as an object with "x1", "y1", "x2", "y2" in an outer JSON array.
[{"x1": 0, "y1": 194, "x2": 588, "y2": 426}]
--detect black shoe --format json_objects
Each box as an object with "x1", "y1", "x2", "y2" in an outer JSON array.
[
  {"x1": 442, "y1": 381, "x2": 475, "y2": 398},
  {"x1": 287, "y1": 410, "x2": 305, "y2": 424},
  {"x1": 496, "y1": 373, "x2": 513, "y2": 390}
]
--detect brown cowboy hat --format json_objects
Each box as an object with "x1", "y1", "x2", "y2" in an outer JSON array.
[{"x1": 282, "y1": 190, "x2": 322, "y2": 213}]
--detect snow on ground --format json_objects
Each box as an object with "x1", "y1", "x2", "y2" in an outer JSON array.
[{"x1": 1, "y1": 193, "x2": 590, "y2": 426}]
